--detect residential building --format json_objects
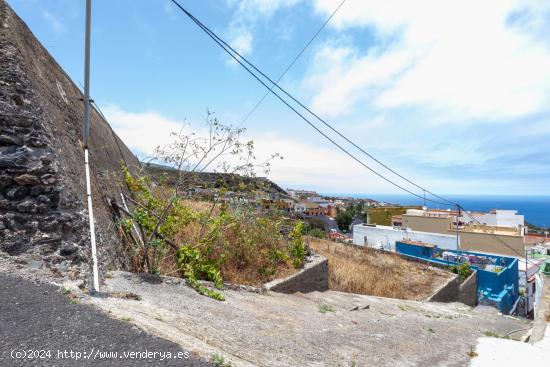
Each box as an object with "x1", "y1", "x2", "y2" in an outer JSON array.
[
  {"x1": 287, "y1": 189, "x2": 318, "y2": 200},
  {"x1": 352, "y1": 224, "x2": 459, "y2": 251},
  {"x1": 367, "y1": 206, "x2": 422, "y2": 226},
  {"x1": 468, "y1": 209, "x2": 524, "y2": 229},
  {"x1": 401, "y1": 208, "x2": 526, "y2": 258},
  {"x1": 294, "y1": 201, "x2": 324, "y2": 216},
  {"x1": 395, "y1": 240, "x2": 520, "y2": 315}
]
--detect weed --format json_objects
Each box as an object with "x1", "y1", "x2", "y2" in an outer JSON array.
[
  {"x1": 59, "y1": 286, "x2": 71, "y2": 295},
  {"x1": 467, "y1": 345, "x2": 478, "y2": 358},
  {"x1": 318, "y1": 304, "x2": 335, "y2": 314},
  {"x1": 211, "y1": 353, "x2": 231, "y2": 366},
  {"x1": 121, "y1": 316, "x2": 133, "y2": 322},
  {"x1": 398, "y1": 305, "x2": 408, "y2": 311},
  {"x1": 483, "y1": 330, "x2": 500, "y2": 338},
  {"x1": 427, "y1": 328, "x2": 435, "y2": 333},
  {"x1": 104, "y1": 272, "x2": 113, "y2": 279},
  {"x1": 482, "y1": 330, "x2": 511, "y2": 339},
  {"x1": 154, "y1": 316, "x2": 163, "y2": 321}
]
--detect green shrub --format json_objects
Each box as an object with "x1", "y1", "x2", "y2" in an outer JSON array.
[
  {"x1": 448, "y1": 262, "x2": 472, "y2": 282},
  {"x1": 288, "y1": 221, "x2": 306, "y2": 268}
]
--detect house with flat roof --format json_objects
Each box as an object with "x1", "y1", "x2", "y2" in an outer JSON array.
[
  {"x1": 401, "y1": 208, "x2": 526, "y2": 257},
  {"x1": 396, "y1": 240, "x2": 520, "y2": 315},
  {"x1": 352, "y1": 224, "x2": 459, "y2": 251}
]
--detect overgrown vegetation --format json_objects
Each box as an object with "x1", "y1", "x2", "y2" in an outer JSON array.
[
  {"x1": 302, "y1": 222, "x2": 327, "y2": 239},
  {"x1": 112, "y1": 113, "x2": 306, "y2": 300},
  {"x1": 448, "y1": 262, "x2": 473, "y2": 282}
]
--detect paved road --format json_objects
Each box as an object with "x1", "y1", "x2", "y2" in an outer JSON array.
[{"x1": 0, "y1": 274, "x2": 213, "y2": 366}]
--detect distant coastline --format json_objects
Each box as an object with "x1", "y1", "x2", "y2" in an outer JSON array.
[{"x1": 320, "y1": 193, "x2": 550, "y2": 228}]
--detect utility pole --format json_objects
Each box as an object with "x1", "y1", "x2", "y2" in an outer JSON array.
[
  {"x1": 83, "y1": 0, "x2": 99, "y2": 293},
  {"x1": 456, "y1": 205, "x2": 460, "y2": 254}
]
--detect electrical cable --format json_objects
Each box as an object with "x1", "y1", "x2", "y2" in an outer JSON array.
[
  {"x1": 238, "y1": 0, "x2": 347, "y2": 127},
  {"x1": 172, "y1": 0, "x2": 457, "y2": 207},
  {"x1": 169, "y1": 0, "x2": 450, "y2": 206},
  {"x1": 169, "y1": 0, "x2": 538, "y2": 264}
]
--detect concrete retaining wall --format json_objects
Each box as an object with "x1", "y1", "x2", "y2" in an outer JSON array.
[
  {"x1": 264, "y1": 254, "x2": 328, "y2": 294},
  {"x1": 458, "y1": 270, "x2": 478, "y2": 307},
  {"x1": 426, "y1": 270, "x2": 478, "y2": 306},
  {"x1": 427, "y1": 274, "x2": 460, "y2": 303}
]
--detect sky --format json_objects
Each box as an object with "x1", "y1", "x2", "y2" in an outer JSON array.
[{"x1": 7, "y1": 0, "x2": 550, "y2": 197}]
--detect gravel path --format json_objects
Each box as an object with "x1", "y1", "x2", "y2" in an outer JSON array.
[{"x1": 0, "y1": 274, "x2": 213, "y2": 366}]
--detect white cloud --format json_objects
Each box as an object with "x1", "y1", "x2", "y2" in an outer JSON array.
[
  {"x1": 225, "y1": 0, "x2": 301, "y2": 57},
  {"x1": 307, "y1": 0, "x2": 550, "y2": 122},
  {"x1": 102, "y1": 105, "x2": 188, "y2": 158},
  {"x1": 102, "y1": 105, "x2": 403, "y2": 191},
  {"x1": 102, "y1": 106, "x2": 549, "y2": 194},
  {"x1": 228, "y1": 27, "x2": 253, "y2": 56}
]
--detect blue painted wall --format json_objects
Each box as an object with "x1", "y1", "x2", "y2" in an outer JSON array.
[{"x1": 396, "y1": 241, "x2": 519, "y2": 314}]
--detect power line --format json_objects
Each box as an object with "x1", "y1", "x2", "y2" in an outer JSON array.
[
  {"x1": 238, "y1": 0, "x2": 347, "y2": 127},
  {"x1": 168, "y1": 0, "x2": 537, "y2": 262},
  {"x1": 171, "y1": 0, "x2": 455, "y2": 207},
  {"x1": 169, "y1": 0, "x2": 449, "y2": 206}
]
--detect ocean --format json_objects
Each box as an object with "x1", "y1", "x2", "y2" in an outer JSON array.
[{"x1": 322, "y1": 194, "x2": 550, "y2": 228}]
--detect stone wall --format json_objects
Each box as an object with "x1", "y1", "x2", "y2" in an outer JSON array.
[
  {"x1": 264, "y1": 254, "x2": 329, "y2": 294},
  {"x1": 0, "y1": 1, "x2": 140, "y2": 281}
]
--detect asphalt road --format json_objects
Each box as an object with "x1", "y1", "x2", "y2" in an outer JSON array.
[{"x1": 0, "y1": 274, "x2": 213, "y2": 366}]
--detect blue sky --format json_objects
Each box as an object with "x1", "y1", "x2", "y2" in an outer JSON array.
[{"x1": 7, "y1": 0, "x2": 550, "y2": 196}]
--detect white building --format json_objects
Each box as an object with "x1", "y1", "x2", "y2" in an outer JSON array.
[
  {"x1": 294, "y1": 202, "x2": 306, "y2": 214},
  {"x1": 466, "y1": 209, "x2": 524, "y2": 229},
  {"x1": 352, "y1": 224, "x2": 459, "y2": 252}
]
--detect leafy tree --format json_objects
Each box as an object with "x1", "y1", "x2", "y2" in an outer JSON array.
[{"x1": 336, "y1": 210, "x2": 354, "y2": 232}]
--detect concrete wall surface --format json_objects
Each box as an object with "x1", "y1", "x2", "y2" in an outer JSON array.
[
  {"x1": 458, "y1": 270, "x2": 478, "y2": 307},
  {"x1": 265, "y1": 254, "x2": 328, "y2": 294},
  {"x1": 353, "y1": 225, "x2": 459, "y2": 251},
  {"x1": 427, "y1": 274, "x2": 459, "y2": 303}
]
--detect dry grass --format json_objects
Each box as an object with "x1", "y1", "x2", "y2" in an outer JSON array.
[
  {"x1": 156, "y1": 200, "x2": 300, "y2": 287},
  {"x1": 309, "y1": 238, "x2": 453, "y2": 300}
]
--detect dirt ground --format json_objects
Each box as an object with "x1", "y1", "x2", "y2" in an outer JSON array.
[
  {"x1": 309, "y1": 238, "x2": 454, "y2": 300},
  {"x1": 83, "y1": 271, "x2": 530, "y2": 367}
]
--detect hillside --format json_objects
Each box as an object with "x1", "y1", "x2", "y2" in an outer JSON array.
[{"x1": 143, "y1": 163, "x2": 289, "y2": 197}]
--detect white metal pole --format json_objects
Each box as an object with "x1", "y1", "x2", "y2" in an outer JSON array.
[
  {"x1": 83, "y1": 0, "x2": 91, "y2": 147},
  {"x1": 85, "y1": 149, "x2": 99, "y2": 292},
  {"x1": 83, "y1": 0, "x2": 99, "y2": 292}
]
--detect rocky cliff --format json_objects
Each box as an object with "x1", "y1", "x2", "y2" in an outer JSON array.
[{"x1": 0, "y1": 0, "x2": 140, "y2": 281}]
